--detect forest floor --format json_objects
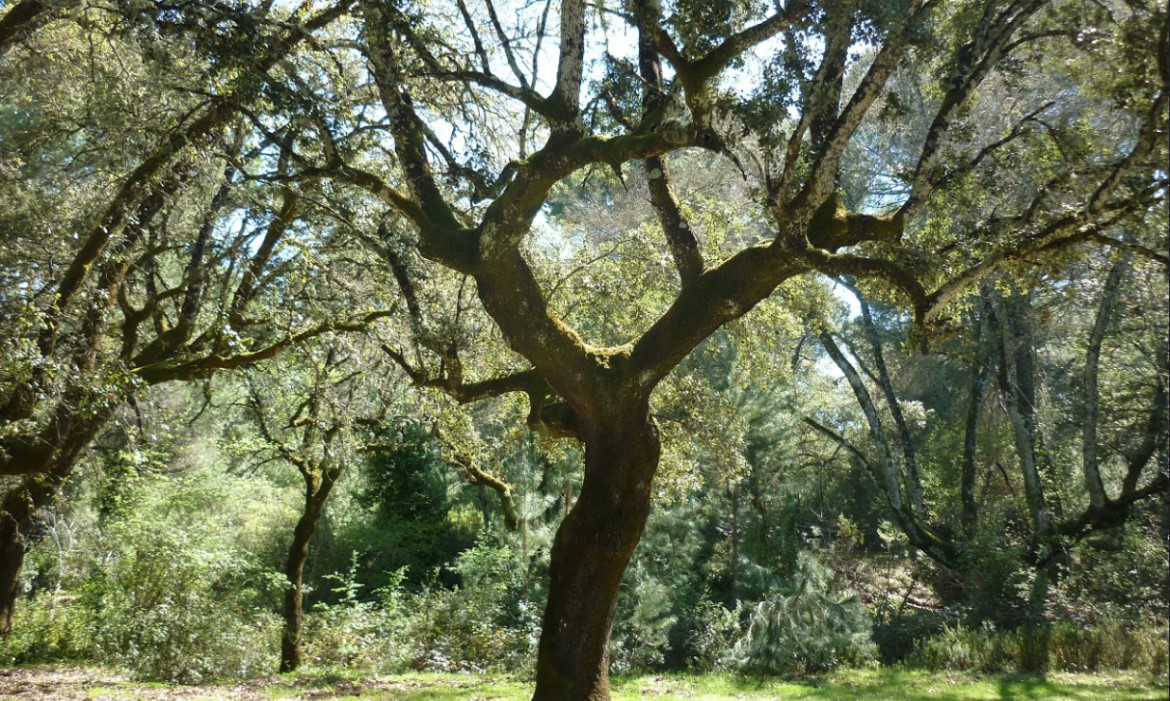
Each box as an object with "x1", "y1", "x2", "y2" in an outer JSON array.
[{"x1": 0, "y1": 666, "x2": 1166, "y2": 700}]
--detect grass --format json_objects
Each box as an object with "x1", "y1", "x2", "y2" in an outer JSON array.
[
  {"x1": 1, "y1": 666, "x2": 1165, "y2": 700},
  {"x1": 268, "y1": 669, "x2": 1170, "y2": 701},
  {"x1": 610, "y1": 670, "x2": 1169, "y2": 700}
]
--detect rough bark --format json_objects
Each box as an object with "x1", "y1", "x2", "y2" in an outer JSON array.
[
  {"x1": 532, "y1": 408, "x2": 660, "y2": 701},
  {"x1": 0, "y1": 453, "x2": 76, "y2": 636},
  {"x1": 0, "y1": 0, "x2": 62, "y2": 56}
]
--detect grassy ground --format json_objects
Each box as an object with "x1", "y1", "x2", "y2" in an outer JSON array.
[{"x1": 0, "y1": 666, "x2": 1165, "y2": 700}]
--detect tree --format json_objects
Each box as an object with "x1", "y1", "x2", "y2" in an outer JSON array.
[
  {"x1": 4, "y1": 1, "x2": 1167, "y2": 697},
  {"x1": 308, "y1": 2, "x2": 1165, "y2": 697},
  {"x1": 246, "y1": 341, "x2": 370, "y2": 673},
  {"x1": 815, "y1": 260, "x2": 1167, "y2": 582},
  {"x1": 247, "y1": 335, "x2": 525, "y2": 672},
  {"x1": 0, "y1": 1, "x2": 388, "y2": 633}
]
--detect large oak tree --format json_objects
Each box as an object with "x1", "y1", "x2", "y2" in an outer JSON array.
[{"x1": 2, "y1": 0, "x2": 1167, "y2": 698}]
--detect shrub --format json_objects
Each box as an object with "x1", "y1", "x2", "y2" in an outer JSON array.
[
  {"x1": 684, "y1": 599, "x2": 742, "y2": 672},
  {"x1": 0, "y1": 592, "x2": 94, "y2": 666},
  {"x1": 732, "y1": 552, "x2": 876, "y2": 676},
  {"x1": 914, "y1": 620, "x2": 1170, "y2": 676},
  {"x1": 915, "y1": 623, "x2": 1013, "y2": 672},
  {"x1": 609, "y1": 569, "x2": 678, "y2": 675},
  {"x1": 871, "y1": 609, "x2": 950, "y2": 664},
  {"x1": 85, "y1": 525, "x2": 281, "y2": 682},
  {"x1": 398, "y1": 540, "x2": 541, "y2": 673},
  {"x1": 302, "y1": 558, "x2": 409, "y2": 671}
]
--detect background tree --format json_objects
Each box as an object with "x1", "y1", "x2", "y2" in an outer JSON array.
[
  {"x1": 289, "y1": 1, "x2": 1166, "y2": 697},
  {"x1": 0, "y1": 0, "x2": 390, "y2": 633}
]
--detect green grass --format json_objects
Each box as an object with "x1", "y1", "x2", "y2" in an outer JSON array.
[
  {"x1": 3, "y1": 667, "x2": 1165, "y2": 700},
  {"x1": 258, "y1": 669, "x2": 1168, "y2": 701},
  {"x1": 610, "y1": 670, "x2": 1168, "y2": 700}
]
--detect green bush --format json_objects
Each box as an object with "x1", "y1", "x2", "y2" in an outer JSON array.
[
  {"x1": 871, "y1": 609, "x2": 949, "y2": 664},
  {"x1": 732, "y1": 552, "x2": 876, "y2": 676},
  {"x1": 914, "y1": 620, "x2": 1170, "y2": 676},
  {"x1": 86, "y1": 524, "x2": 282, "y2": 682},
  {"x1": 0, "y1": 592, "x2": 94, "y2": 666},
  {"x1": 609, "y1": 569, "x2": 678, "y2": 674},
  {"x1": 303, "y1": 559, "x2": 408, "y2": 670},
  {"x1": 915, "y1": 623, "x2": 1013, "y2": 672},
  {"x1": 398, "y1": 540, "x2": 541, "y2": 673},
  {"x1": 684, "y1": 600, "x2": 742, "y2": 672}
]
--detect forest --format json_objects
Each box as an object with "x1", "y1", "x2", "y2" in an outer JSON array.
[{"x1": 0, "y1": 0, "x2": 1167, "y2": 700}]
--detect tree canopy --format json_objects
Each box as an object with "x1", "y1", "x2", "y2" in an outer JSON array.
[{"x1": 1, "y1": 1, "x2": 1166, "y2": 699}]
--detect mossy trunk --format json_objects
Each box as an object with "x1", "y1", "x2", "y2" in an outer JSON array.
[{"x1": 532, "y1": 409, "x2": 660, "y2": 701}]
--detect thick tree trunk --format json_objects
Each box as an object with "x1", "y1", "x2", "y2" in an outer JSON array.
[
  {"x1": 0, "y1": 456, "x2": 74, "y2": 636},
  {"x1": 0, "y1": 510, "x2": 23, "y2": 637},
  {"x1": 532, "y1": 409, "x2": 661, "y2": 701}
]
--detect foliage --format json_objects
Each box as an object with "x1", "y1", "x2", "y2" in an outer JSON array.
[
  {"x1": 397, "y1": 539, "x2": 542, "y2": 673},
  {"x1": 0, "y1": 591, "x2": 95, "y2": 666},
  {"x1": 303, "y1": 557, "x2": 409, "y2": 671},
  {"x1": 683, "y1": 600, "x2": 743, "y2": 672},
  {"x1": 732, "y1": 552, "x2": 876, "y2": 676},
  {"x1": 914, "y1": 621, "x2": 1170, "y2": 677}
]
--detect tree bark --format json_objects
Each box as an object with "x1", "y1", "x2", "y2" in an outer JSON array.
[
  {"x1": 961, "y1": 311, "x2": 991, "y2": 538},
  {"x1": 987, "y1": 290, "x2": 1055, "y2": 541},
  {"x1": 532, "y1": 407, "x2": 660, "y2": 701},
  {"x1": 0, "y1": 441, "x2": 88, "y2": 636},
  {"x1": 855, "y1": 292, "x2": 926, "y2": 518},
  {"x1": 0, "y1": 510, "x2": 23, "y2": 636},
  {"x1": 280, "y1": 475, "x2": 336, "y2": 672}
]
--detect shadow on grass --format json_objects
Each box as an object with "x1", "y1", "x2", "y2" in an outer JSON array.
[
  {"x1": 607, "y1": 669, "x2": 1170, "y2": 701},
  {"x1": 995, "y1": 673, "x2": 1170, "y2": 701},
  {"x1": 102, "y1": 668, "x2": 1161, "y2": 701}
]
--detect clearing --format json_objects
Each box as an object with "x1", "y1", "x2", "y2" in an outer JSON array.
[{"x1": 0, "y1": 666, "x2": 1166, "y2": 700}]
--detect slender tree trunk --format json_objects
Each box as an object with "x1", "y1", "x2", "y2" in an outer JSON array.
[
  {"x1": 280, "y1": 514, "x2": 314, "y2": 673},
  {"x1": 857, "y1": 294, "x2": 926, "y2": 518},
  {"x1": 987, "y1": 291, "x2": 1054, "y2": 541},
  {"x1": 281, "y1": 478, "x2": 334, "y2": 673},
  {"x1": 729, "y1": 484, "x2": 739, "y2": 605},
  {"x1": 1083, "y1": 259, "x2": 1128, "y2": 512},
  {"x1": 532, "y1": 409, "x2": 661, "y2": 701},
  {"x1": 961, "y1": 313, "x2": 991, "y2": 538}
]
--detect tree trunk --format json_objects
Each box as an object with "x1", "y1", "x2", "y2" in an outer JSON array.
[
  {"x1": 280, "y1": 479, "x2": 334, "y2": 673},
  {"x1": 0, "y1": 457, "x2": 75, "y2": 636},
  {"x1": 987, "y1": 290, "x2": 1056, "y2": 547},
  {"x1": 1083, "y1": 259, "x2": 1128, "y2": 512},
  {"x1": 0, "y1": 510, "x2": 23, "y2": 637},
  {"x1": 532, "y1": 409, "x2": 661, "y2": 701},
  {"x1": 961, "y1": 312, "x2": 991, "y2": 538}
]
